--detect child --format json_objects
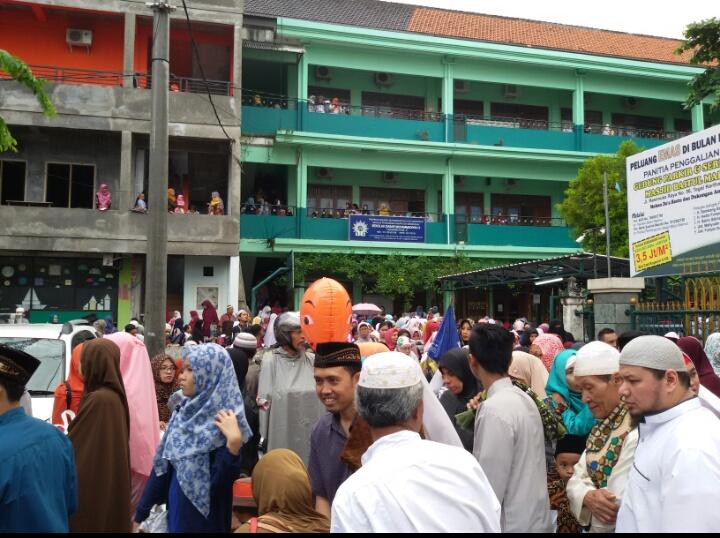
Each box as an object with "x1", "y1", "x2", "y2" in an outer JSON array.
[{"x1": 548, "y1": 434, "x2": 587, "y2": 533}]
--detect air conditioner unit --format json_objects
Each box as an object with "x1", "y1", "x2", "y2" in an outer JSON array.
[
  {"x1": 375, "y1": 72, "x2": 394, "y2": 86},
  {"x1": 315, "y1": 66, "x2": 331, "y2": 80},
  {"x1": 66, "y1": 28, "x2": 93, "y2": 47},
  {"x1": 454, "y1": 175, "x2": 465, "y2": 187},
  {"x1": 624, "y1": 96, "x2": 639, "y2": 109},
  {"x1": 505, "y1": 178, "x2": 517, "y2": 189},
  {"x1": 454, "y1": 80, "x2": 470, "y2": 93},
  {"x1": 382, "y1": 172, "x2": 399, "y2": 183},
  {"x1": 315, "y1": 167, "x2": 333, "y2": 180},
  {"x1": 503, "y1": 84, "x2": 520, "y2": 98}
]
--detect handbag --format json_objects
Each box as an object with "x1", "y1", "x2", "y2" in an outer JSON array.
[{"x1": 138, "y1": 505, "x2": 168, "y2": 533}]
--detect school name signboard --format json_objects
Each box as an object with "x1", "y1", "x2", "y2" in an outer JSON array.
[
  {"x1": 626, "y1": 124, "x2": 720, "y2": 277},
  {"x1": 348, "y1": 215, "x2": 425, "y2": 243}
]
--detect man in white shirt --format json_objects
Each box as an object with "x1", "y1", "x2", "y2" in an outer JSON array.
[
  {"x1": 615, "y1": 335, "x2": 720, "y2": 532},
  {"x1": 469, "y1": 324, "x2": 553, "y2": 533},
  {"x1": 331, "y1": 352, "x2": 500, "y2": 533},
  {"x1": 567, "y1": 341, "x2": 638, "y2": 532}
]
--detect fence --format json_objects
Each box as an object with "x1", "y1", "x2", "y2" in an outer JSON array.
[{"x1": 631, "y1": 277, "x2": 720, "y2": 338}]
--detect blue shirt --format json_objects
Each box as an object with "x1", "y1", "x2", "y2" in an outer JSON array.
[
  {"x1": 308, "y1": 412, "x2": 352, "y2": 505},
  {"x1": 136, "y1": 446, "x2": 241, "y2": 533},
  {"x1": 0, "y1": 407, "x2": 77, "y2": 532}
]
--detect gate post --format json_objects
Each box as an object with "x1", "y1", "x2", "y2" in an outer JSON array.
[{"x1": 587, "y1": 278, "x2": 645, "y2": 336}]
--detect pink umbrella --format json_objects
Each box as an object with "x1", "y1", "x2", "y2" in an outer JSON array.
[{"x1": 352, "y1": 303, "x2": 382, "y2": 316}]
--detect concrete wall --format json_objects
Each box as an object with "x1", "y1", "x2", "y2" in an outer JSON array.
[
  {"x1": 183, "y1": 255, "x2": 231, "y2": 322},
  {"x1": 0, "y1": 206, "x2": 239, "y2": 256},
  {"x1": 5, "y1": 126, "x2": 121, "y2": 203}
]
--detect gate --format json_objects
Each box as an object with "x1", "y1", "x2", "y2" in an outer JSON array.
[{"x1": 631, "y1": 277, "x2": 720, "y2": 338}]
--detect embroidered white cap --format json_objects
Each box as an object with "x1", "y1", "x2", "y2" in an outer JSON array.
[
  {"x1": 574, "y1": 341, "x2": 620, "y2": 376},
  {"x1": 358, "y1": 351, "x2": 423, "y2": 389},
  {"x1": 620, "y1": 335, "x2": 684, "y2": 371}
]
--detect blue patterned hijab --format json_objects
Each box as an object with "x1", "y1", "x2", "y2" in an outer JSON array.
[{"x1": 153, "y1": 343, "x2": 252, "y2": 517}]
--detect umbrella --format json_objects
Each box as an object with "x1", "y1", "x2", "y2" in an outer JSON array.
[{"x1": 352, "y1": 303, "x2": 382, "y2": 316}]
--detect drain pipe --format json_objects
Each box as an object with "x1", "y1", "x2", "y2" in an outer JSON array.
[{"x1": 250, "y1": 267, "x2": 289, "y2": 315}]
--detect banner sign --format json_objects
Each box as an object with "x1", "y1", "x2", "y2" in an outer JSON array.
[
  {"x1": 626, "y1": 124, "x2": 720, "y2": 277},
  {"x1": 348, "y1": 215, "x2": 425, "y2": 243}
]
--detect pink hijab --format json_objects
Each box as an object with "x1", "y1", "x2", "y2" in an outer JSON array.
[
  {"x1": 105, "y1": 332, "x2": 160, "y2": 477},
  {"x1": 385, "y1": 327, "x2": 399, "y2": 351},
  {"x1": 96, "y1": 183, "x2": 111, "y2": 210},
  {"x1": 532, "y1": 333, "x2": 565, "y2": 371}
]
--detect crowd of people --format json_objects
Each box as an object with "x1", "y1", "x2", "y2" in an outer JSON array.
[{"x1": 3, "y1": 296, "x2": 720, "y2": 533}]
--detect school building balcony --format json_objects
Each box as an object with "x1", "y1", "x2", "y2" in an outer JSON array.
[{"x1": 240, "y1": 101, "x2": 683, "y2": 153}]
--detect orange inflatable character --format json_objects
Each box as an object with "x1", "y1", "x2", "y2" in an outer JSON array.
[{"x1": 300, "y1": 277, "x2": 352, "y2": 348}]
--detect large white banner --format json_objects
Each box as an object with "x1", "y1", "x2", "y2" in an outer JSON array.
[{"x1": 626, "y1": 124, "x2": 720, "y2": 277}]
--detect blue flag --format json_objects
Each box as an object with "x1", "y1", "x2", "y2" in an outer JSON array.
[{"x1": 427, "y1": 306, "x2": 461, "y2": 361}]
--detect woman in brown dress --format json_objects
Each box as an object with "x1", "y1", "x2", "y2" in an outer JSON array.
[{"x1": 68, "y1": 338, "x2": 132, "y2": 533}]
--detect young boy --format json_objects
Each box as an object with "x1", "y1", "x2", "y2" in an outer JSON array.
[{"x1": 548, "y1": 434, "x2": 587, "y2": 533}]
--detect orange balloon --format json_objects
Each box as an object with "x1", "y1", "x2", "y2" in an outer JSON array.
[
  {"x1": 357, "y1": 342, "x2": 389, "y2": 360},
  {"x1": 300, "y1": 278, "x2": 352, "y2": 348}
]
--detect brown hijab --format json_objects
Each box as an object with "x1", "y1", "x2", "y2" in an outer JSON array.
[
  {"x1": 68, "y1": 338, "x2": 132, "y2": 533},
  {"x1": 237, "y1": 449, "x2": 329, "y2": 533},
  {"x1": 150, "y1": 353, "x2": 180, "y2": 422}
]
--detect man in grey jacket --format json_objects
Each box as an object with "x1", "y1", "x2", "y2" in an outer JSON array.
[{"x1": 469, "y1": 324, "x2": 553, "y2": 533}]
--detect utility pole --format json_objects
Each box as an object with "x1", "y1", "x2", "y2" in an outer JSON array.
[
  {"x1": 603, "y1": 171, "x2": 611, "y2": 277},
  {"x1": 144, "y1": 1, "x2": 174, "y2": 357}
]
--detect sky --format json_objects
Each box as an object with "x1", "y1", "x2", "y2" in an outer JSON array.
[{"x1": 381, "y1": 0, "x2": 717, "y2": 39}]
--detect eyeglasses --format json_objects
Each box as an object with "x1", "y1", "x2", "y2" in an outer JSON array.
[{"x1": 160, "y1": 366, "x2": 176, "y2": 372}]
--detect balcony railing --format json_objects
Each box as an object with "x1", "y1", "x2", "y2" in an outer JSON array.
[
  {"x1": 456, "y1": 214, "x2": 566, "y2": 227},
  {"x1": 2, "y1": 65, "x2": 232, "y2": 95}
]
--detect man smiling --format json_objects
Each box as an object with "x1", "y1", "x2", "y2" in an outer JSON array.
[{"x1": 308, "y1": 342, "x2": 363, "y2": 518}]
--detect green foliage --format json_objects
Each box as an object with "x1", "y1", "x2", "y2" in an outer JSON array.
[
  {"x1": 0, "y1": 50, "x2": 56, "y2": 152},
  {"x1": 675, "y1": 18, "x2": 720, "y2": 111},
  {"x1": 294, "y1": 252, "x2": 499, "y2": 310},
  {"x1": 558, "y1": 140, "x2": 641, "y2": 258}
]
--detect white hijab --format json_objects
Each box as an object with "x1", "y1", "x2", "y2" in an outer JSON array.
[{"x1": 263, "y1": 313, "x2": 278, "y2": 347}]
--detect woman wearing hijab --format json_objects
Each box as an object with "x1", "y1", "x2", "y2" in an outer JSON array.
[
  {"x1": 209, "y1": 191, "x2": 225, "y2": 215},
  {"x1": 68, "y1": 339, "x2": 131, "y2": 532},
  {"x1": 423, "y1": 319, "x2": 439, "y2": 345},
  {"x1": 532, "y1": 333, "x2": 565, "y2": 371},
  {"x1": 105, "y1": 332, "x2": 161, "y2": 513},
  {"x1": 509, "y1": 350, "x2": 549, "y2": 399},
  {"x1": 704, "y1": 333, "x2": 720, "y2": 376},
  {"x1": 458, "y1": 319, "x2": 474, "y2": 347},
  {"x1": 95, "y1": 183, "x2": 112, "y2": 211},
  {"x1": 52, "y1": 343, "x2": 85, "y2": 429},
  {"x1": 677, "y1": 336, "x2": 720, "y2": 398},
  {"x1": 545, "y1": 349, "x2": 596, "y2": 436},
  {"x1": 384, "y1": 327, "x2": 399, "y2": 351},
  {"x1": 135, "y1": 344, "x2": 253, "y2": 533},
  {"x1": 103, "y1": 315, "x2": 116, "y2": 335},
  {"x1": 520, "y1": 326, "x2": 540, "y2": 348},
  {"x1": 236, "y1": 449, "x2": 330, "y2": 533},
  {"x1": 151, "y1": 353, "x2": 180, "y2": 430},
  {"x1": 202, "y1": 300, "x2": 220, "y2": 339},
  {"x1": 438, "y1": 348, "x2": 479, "y2": 452}
]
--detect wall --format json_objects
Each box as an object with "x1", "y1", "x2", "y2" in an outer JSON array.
[
  {"x1": 183, "y1": 256, "x2": 231, "y2": 322},
  {"x1": 4, "y1": 126, "x2": 121, "y2": 203},
  {"x1": 0, "y1": 7, "x2": 124, "y2": 74}
]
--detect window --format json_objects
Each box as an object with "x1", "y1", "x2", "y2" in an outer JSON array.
[
  {"x1": 491, "y1": 103, "x2": 549, "y2": 129},
  {"x1": 0, "y1": 338, "x2": 65, "y2": 393},
  {"x1": 1, "y1": 160, "x2": 26, "y2": 204},
  {"x1": 560, "y1": 108, "x2": 603, "y2": 128},
  {"x1": 675, "y1": 118, "x2": 692, "y2": 134},
  {"x1": 361, "y1": 92, "x2": 427, "y2": 120},
  {"x1": 307, "y1": 185, "x2": 352, "y2": 214},
  {"x1": 611, "y1": 113, "x2": 664, "y2": 137},
  {"x1": 490, "y1": 194, "x2": 551, "y2": 225},
  {"x1": 45, "y1": 163, "x2": 95, "y2": 208},
  {"x1": 455, "y1": 193, "x2": 485, "y2": 223},
  {"x1": 360, "y1": 188, "x2": 425, "y2": 216}
]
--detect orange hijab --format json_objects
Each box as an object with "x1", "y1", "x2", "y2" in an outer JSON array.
[{"x1": 52, "y1": 343, "x2": 85, "y2": 424}]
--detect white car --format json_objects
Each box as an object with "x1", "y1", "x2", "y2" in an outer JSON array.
[{"x1": 0, "y1": 321, "x2": 98, "y2": 422}]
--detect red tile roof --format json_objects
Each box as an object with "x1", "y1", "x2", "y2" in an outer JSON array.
[{"x1": 407, "y1": 7, "x2": 694, "y2": 65}]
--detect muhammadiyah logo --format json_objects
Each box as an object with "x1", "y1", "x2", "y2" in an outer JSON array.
[{"x1": 352, "y1": 220, "x2": 369, "y2": 237}]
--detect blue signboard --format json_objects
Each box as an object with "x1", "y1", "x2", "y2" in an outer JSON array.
[{"x1": 348, "y1": 215, "x2": 426, "y2": 243}]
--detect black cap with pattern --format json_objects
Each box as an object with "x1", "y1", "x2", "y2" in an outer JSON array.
[
  {"x1": 314, "y1": 342, "x2": 361, "y2": 369},
  {"x1": 0, "y1": 345, "x2": 41, "y2": 385}
]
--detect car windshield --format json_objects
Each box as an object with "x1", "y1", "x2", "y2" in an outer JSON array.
[{"x1": 0, "y1": 337, "x2": 65, "y2": 393}]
